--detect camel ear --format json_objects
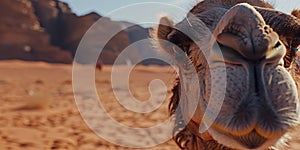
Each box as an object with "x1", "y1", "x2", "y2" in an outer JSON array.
[
  {"x1": 157, "y1": 16, "x2": 174, "y2": 41},
  {"x1": 154, "y1": 17, "x2": 191, "y2": 55},
  {"x1": 292, "y1": 9, "x2": 300, "y2": 18},
  {"x1": 155, "y1": 17, "x2": 174, "y2": 54}
]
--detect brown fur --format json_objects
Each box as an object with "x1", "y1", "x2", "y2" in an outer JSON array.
[
  {"x1": 256, "y1": 8, "x2": 300, "y2": 68},
  {"x1": 170, "y1": 80, "x2": 234, "y2": 150},
  {"x1": 162, "y1": 0, "x2": 300, "y2": 149},
  {"x1": 189, "y1": 0, "x2": 273, "y2": 14},
  {"x1": 292, "y1": 9, "x2": 300, "y2": 18}
]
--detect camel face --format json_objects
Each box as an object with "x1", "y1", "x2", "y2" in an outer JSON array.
[
  {"x1": 205, "y1": 4, "x2": 299, "y2": 149},
  {"x1": 155, "y1": 1, "x2": 300, "y2": 150}
]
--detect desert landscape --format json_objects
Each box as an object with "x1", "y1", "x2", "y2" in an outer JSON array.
[
  {"x1": 1, "y1": 0, "x2": 300, "y2": 149},
  {"x1": 0, "y1": 60, "x2": 180, "y2": 150},
  {"x1": 0, "y1": 60, "x2": 300, "y2": 150},
  {"x1": 1, "y1": 60, "x2": 300, "y2": 150}
]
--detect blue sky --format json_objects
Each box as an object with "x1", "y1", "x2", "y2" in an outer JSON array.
[{"x1": 60, "y1": 0, "x2": 300, "y2": 26}]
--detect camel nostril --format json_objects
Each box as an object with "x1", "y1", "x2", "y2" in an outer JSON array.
[{"x1": 274, "y1": 41, "x2": 281, "y2": 49}]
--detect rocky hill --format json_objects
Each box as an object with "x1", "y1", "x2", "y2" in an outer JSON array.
[{"x1": 0, "y1": 0, "x2": 159, "y2": 65}]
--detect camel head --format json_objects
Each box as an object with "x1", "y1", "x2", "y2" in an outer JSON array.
[{"x1": 154, "y1": 1, "x2": 300, "y2": 150}]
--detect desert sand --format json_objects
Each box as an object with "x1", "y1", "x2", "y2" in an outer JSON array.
[
  {"x1": 0, "y1": 60, "x2": 178, "y2": 150},
  {"x1": 0, "y1": 60, "x2": 300, "y2": 150}
]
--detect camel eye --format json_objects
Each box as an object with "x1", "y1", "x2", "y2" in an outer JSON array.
[
  {"x1": 291, "y1": 36, "x2": 300, "y2": 51},
  {"x1": 292, "y1": 45, "x2": 300, "y2": 52}
]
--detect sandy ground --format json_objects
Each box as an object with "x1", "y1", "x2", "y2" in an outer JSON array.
[
  {"x1": 0, "y1": 60, "x2": 300, "y2": 150},
  {"x1": 0, "y1": 60, "x2": 178, "y2": 150}
]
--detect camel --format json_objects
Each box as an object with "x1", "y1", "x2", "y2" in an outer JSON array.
[{"x1": 153, "y1": 0, "x2": 300, "y2": 149}]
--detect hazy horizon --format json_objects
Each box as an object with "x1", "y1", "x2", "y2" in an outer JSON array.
[{"x1": 60, "y1": 0, "x2": 300, "y2": 26}]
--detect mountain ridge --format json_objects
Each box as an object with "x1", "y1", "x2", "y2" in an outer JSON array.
[{"x1": 0, "y1": 0, "x2": 163, "y2": 65}]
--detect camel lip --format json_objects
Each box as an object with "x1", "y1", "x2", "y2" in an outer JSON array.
[
  {"x1": 231, "y1": 130, "x2": 267, "y2": 149},
  {"x1": 207, "y1": 127, "x2": 279, "y2": 150}
]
